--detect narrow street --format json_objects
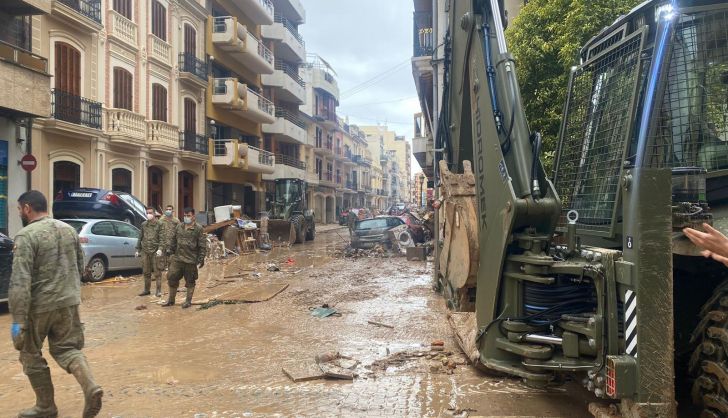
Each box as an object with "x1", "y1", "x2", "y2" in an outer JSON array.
[{"x1": 0, "y1": 227, "x2": 592, "y2": 417}]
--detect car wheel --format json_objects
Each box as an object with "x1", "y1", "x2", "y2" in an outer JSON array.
[{"x1": 86, "y1": 256, "x2": 107, "y2": 283}]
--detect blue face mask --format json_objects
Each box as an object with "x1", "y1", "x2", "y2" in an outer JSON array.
[
  {"x1": 164, "y1": 210, "x2": 173, "y2": 217},
  {"x1": 184, "y1": 216, "x2": 193, "y2": 224}
]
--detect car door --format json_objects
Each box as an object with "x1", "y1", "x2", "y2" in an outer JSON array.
[
  {"x1": 112, "y1": 221, "x2": 141, "y2": 269},
  {"x1": 89, "y1": 221, "x2": 126, "y2": 272}
]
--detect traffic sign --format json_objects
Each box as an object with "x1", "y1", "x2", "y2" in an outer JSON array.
[{"x1": 20, "y1": 154, "x2": 37, "y2": 172}]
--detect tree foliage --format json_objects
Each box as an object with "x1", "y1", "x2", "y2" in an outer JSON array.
[{"x1": 505, "y1": 0, "x2": 642, "y2": 171}]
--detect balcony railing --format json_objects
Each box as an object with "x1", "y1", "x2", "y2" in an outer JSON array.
[
  {"x1": 108, "y1": 9, "x2": 137, "y2": 47},
  {"x1": 319, "y1": 170, "x2": 333, "y2": 182},
  {"x1": 413, "y1": 11, "x2": 434, "y2": 57},
  {"x1": 250, "y1": 145, "x2": 275, "y2": 166},
  {"x1": 179, "y1": 53, "x2": 207, "y2": 81},
  {"x1": 275, "y1": 154, "x2": 306, "y2": 170},
  {"x1": 50, "y1": 89, "x2": 102, "y2": 129},
  {"x1": 104, "y1": 108, "x2": 146, "y2": 141},
  {"x1": 259, "y1": 0, "x2": 274, "y2": 17},
  {"x1": 275, "y1": 61, "x2": 305, "y2": 87},
  {"x1": 0, "y1": 39, "x2": 48, "y2": 73},
  {"x1": 275, "y1": 108, "x2": 306, "y2": 129},
  {"x1": 212, "y1": 16, "x2": 274, "y2": 67},
  {"x1": 213, "y1": 139, "x2": 229, "y2": 157},
  {"x1": 180, "y1": 131, "x2": 208, "y2": 155},
  {"x1": 58, "y1": 0, "x2": 102, "y2": 24},
  {"x1": 250, "y1": 88, "x2": 275, "y2": 116},
  {"x1": 147, "y1": 120, "x2": 178, "y2": 149},
  {"x1": 273, "y1": 12, "x2": 305, "y2": 45},
  {"x1": 148, "y1": 34, "x2": 171, "y2": 65}
]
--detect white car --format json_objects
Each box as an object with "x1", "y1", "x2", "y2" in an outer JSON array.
[{"x1": 61, "y1": 219, "x2": 143, "y2": 282}]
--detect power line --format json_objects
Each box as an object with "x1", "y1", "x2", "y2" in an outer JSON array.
[
  {"x1": 340, "y1": 57, "x2": 412, "y2": 99},
  {"x1": 341, "y1": 96, "x2": 418, "y2": 108}
]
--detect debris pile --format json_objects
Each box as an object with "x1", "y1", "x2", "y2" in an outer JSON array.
[
  {"x1": 367, "y1": 342, "x2": 467, "y2": 376},
  {"x1": 333, "y1": 243, "x2": 393, "y2": 259}
]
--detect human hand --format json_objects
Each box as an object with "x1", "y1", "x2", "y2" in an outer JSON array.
[
  {"x1": 683, "y1": 223, "x2": 728, "y2": 259},
  {"x1": 135, "y1": 251, "x2": 140, "y2": 258},
  {"x1": 156, "y1": 249, "x2": 163, "y2": 257}
]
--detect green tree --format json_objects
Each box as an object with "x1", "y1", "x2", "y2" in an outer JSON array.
[{"x1": 505, "y1": 0, "x2": 642, "y2": 172}]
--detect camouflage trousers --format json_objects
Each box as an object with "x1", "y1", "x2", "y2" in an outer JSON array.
[
  {"x1": 141, "y1": 252, "x2": 162, "y2": 279},
  {"x1": 13, "y1": 305, "x2": 86, "y2": 376},
  {"x1": 167, "y1": 261, "x2": 198, "y2": 289}
]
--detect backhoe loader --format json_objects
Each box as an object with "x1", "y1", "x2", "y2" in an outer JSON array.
[{"x1": 435, "y1": 0, "x2": 728, "y2": 416}]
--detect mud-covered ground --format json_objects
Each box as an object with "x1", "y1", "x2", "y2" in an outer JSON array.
[{"x1": 0, "y1": 226, "x2": 593, "y2": 417}]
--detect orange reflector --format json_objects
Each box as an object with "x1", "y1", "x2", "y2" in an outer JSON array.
[{"x1": 606, "y1": 358, "x2": 616, "y2": 398}]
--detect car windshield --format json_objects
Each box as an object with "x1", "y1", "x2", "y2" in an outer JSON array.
[
  {"x1": 117, "y1": 193, "x2": 145, "y2": 214},
  {"x1": 357, "y1": 219, "x2": 389, "y2": 230},
  {"x1": 62, "y1": 220, "x2": 87, "y2": 233}
]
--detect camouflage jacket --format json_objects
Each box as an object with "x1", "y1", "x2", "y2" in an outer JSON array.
[
  {"x1": 158, "y1": 216, "x2": 180, "y2": 251},
  {"x1": 169, "y1": 222, "x2": 207, "y2": 265},
  {"x1": 136, "y1": 220, "x2": 162, "y2": 254},
  {"x1": 9, "y1": 216, "x2": 83, "y2": 324}
]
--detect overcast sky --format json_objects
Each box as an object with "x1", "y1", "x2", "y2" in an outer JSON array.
[{"x1": 299, "y1": 0, "x2": 423, "y2": 174}]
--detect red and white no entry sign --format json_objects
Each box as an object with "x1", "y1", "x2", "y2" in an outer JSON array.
[{"x1": 20, "y1": 154, "x2": 37, "y2": 172}]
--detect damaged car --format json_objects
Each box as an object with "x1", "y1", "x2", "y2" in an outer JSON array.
[{"x1": 351, "y1": 216, "x2": 405, "y2": 249}]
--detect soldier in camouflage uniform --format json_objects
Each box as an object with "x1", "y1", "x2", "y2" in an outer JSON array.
[
  {"x1": 9, "y1": 190, "x2": 103, "y2": 418},
  {"x1": 135, "y1": 207, "x2": 163, "y2": 296},
  {"x1": 162, "y1": 207, "x2": 207, "y2": 309},
  {"x1": 156, "y1": 204, "x2": 180, "y2": 297}
]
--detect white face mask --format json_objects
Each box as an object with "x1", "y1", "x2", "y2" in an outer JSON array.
[
  {"x1": 164, "y1": 210, "x2": 173, "y2": 217},
  {"x1": 184, "y1": 216, "x2": 193, "y2": 224},
  {"x1": 147, "y1": 213, "x2": 155, "y2": 220}
]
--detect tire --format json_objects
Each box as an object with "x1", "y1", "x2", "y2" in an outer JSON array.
[
  {"x1": 291, "y1": 215, "x2": 304, "y2": 244},
  {"x1": 306, "y1": 220, "x2": 316, "y2": 241},
  {"x1": 689, "y1": 280, "x2": 728, "y2": 417},
  {"x1": 86, "y1": 256, "x2": 107, "y2": 283}
]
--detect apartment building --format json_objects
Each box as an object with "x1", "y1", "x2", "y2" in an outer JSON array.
[
  {"x1": 0, "y1": 1, "x2": 51, "y2": 236},
  {"x1": 361, "y1": 125, "x2": 412, "y2": 206},
  {"x1": 30, "y1": 0, "x2": 209, "y2": 219},
  {"x1": 261, "y1": 0, "x2": 307, "y2": 211},
  {"x1": 205, "y1": 0, "x2": 276, "y2": 218},
  {"x1": 301, "y1": 53, "x2": 338, "y2": 223}
]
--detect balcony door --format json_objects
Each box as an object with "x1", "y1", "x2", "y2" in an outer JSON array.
[
  {"x1": 184, "y1": 24, "x2": 196, "y2": 56},
  {"x1": 178, "y1": 171, "x2": 194, "y2": 217},
  {"x1": 183, "y1": 98, "x2": 197, "y2": 150},
  {"x1": 148, "y1": 166, "x2": 164, "y2": 210},
  {"x1": 54, "y1": 42, "x2": 81, "y2": 124}
]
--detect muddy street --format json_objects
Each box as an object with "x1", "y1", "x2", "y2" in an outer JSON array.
[{"x1": 0, "y1": 227, "x2": 592, "y2": 417}]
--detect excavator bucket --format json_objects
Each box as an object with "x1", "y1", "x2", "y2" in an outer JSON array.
[{"x1": 267, "y1": 219, "x2": 296, "y2": 246}]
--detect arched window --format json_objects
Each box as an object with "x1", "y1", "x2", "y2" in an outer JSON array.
[
  {"x1": 113, "y1": 67, "x2": 133, "y2": 110},
  {"x1": 152, "y1": 83, "x2": 167, "y2": 122},
  {"x1": 113, "y1": 0, "x2": 132, "y2": 20},
  {"x1": 53, "y1": 161, "x2": 81, "y2": 196},
  {"x1": 54, "y1": 42, "x2": 80, "y2": 94},
  {"x1": 151, "y1": 1, "x2": 167, "y2": 41},
  {"x1": 184, "y1": 23, "x2": 196, "y2": 56},
  {"x1": 111, "y1": 168, "x2": 132, "y2": 193}
]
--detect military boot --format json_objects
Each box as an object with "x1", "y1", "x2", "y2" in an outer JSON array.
[
  {"x1": 68, "y1": 357, "x2": 103, "y2": 418},
  {"x1": 181, "y1": 286, "x2": 195, "y2": 309},
  {"x1": 18, "y1": 369, "x2": 58, "y2": 418},
  {"x1": 138, "y1": 275, "x2": 151, "y2": 296},
  {"x1": 162, "y1": 286, "x2": 178, "y2": 307}
]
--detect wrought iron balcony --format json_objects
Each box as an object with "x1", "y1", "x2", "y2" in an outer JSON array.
[
  {"x1": 275, "y1": 153, "x2": 306, "y2": 170},
  {"x1": 273, "y1": 13, "x2": 305, "y2": 46},
  {"x1": 413, "y1": 11, "x2": 434, "y2": 57},
  {"x1": 179, "y1": 131, "x2": 208, "y2": 155},
  {"x1": 179, "y1": 53, "x2": 207, "y2": 81},
  {"x1": 50, "y1": 89, "x2": 102, "y2": 129},
  {"x1": 58, "y1": 0, "x2": 101, "y2": 23}
]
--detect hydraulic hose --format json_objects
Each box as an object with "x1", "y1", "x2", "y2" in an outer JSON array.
[{"x1": 530, "y1": 132, "x2": 542, "y2": 198}]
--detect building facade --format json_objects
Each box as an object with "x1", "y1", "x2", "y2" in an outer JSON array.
[
  {"x1": 360, "y1": 125, "x2": 412, "y2": 207},
  {"x1": 0, "y1": 0, "x2": 51, "y2": 236},
  {"x1": 30, "y1": 0, "x2": 209, "y2": 220},
  {"x1": 301, "y1": 53, "x2": 338, "y2": 223},
  {"x1": 205, "y1": 0, "x2": 279, "y2": 218}
]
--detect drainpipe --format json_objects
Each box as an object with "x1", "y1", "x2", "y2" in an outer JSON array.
[{"x1": 25, "y1": 118, "x2": 32, "y2": 193}]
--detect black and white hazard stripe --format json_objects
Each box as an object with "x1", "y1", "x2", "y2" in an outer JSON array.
[{"x1": 624, "y1": 289, "x2": 638, "y2": 357}]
